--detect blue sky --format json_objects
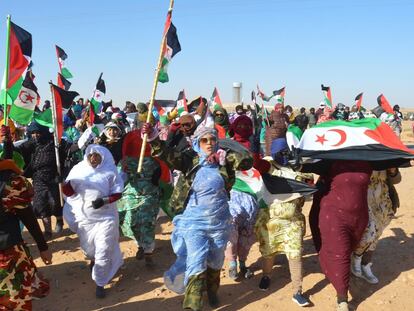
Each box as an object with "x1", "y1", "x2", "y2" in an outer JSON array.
[{"x1": 0, "y1": 0, "x2": 413, "y2": 109}]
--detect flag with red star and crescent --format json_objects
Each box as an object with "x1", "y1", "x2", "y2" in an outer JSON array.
[
  {"x1": 1, "y1": 21, "x2": 32, "y2": 107},
  {"x1": 9, "y1": 70, "x2": 39, "y2": 125},
  {"x1": 296, "y1": 118, "x2": 414, "y2": 163}
]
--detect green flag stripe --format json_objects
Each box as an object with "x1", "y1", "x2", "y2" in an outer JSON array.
[
  {"x1": 9, "y1": 104, "x2": 34, "y2": 125},
  {"x1": 313, "y1": 118, "x2": 379, "y2": 130}
]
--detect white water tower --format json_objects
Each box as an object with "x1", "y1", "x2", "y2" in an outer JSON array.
[{"x1": 233, "y1": 82, "x2": 242, "y2": 104}]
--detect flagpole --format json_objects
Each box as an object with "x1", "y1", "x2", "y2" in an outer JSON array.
[
  {"x1": 3, "y1": 15, "x2": 11, "y2": 125},
  {"x1": 49, "y1": 81, "x2": 64, "y2": 207},
  {"x1": 137, "y1": 0, "x2": 175, "y2": 173}
]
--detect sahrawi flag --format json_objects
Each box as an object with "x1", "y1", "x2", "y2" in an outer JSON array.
[
  {"x1": 297, "y1": 118, "x2": 414, "y2": 161},
  {"x1": 176, "y1": 89, "x2": 187, "y2": 115},
  {"x1": 90, "y1": 73, "x2": 105, "y2": 124},
  {"x1": 55, "y1": 45, "x2": 73, "y2": 79},
  {"x1": 273, "y1": 87, "x2": 286, "y2": 104},
  {"x1": 51, "y1": 83, "x2": 79, "y2": 140},
  {"x1": 321, "y1": 84, "x2": 333, "y2": 108},
  {"x1": 377, "y1": 94, "x2": 393, "y2": 114},
  {"x1": 9, "y1": 69, "x2": 39, "y2": 125},
  {"x1": 232, "y1": 168, "x2": 317, "y2": 208},
  {"x1": 355, "y1": 92, "x2": 363, "y2": 111},
  {"x1": 1, "y1": 20, "x2": 32, "y2": 106},
  {"x1": 57, "y1": 72, "x2": 71, "y2": 91},
  {"x1": 257, "y1": 84, "x2": 271, "y2": 101},
  {"x1": 158, "y1": 11, "x2": 181, "y2": 83},
  {"x1": 286, "y1": 125, "x2": 303, "y2": 150},
  {"x1": 211, "y1": 87, "x2": 223, "y2": 110}
]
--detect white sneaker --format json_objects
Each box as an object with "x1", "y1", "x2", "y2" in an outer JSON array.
[
  {"x1": 351, "y1": 254, "x2": 363, "y2": 277},
  {"x1": 337, "y1": 301, "x2": 349, "y2": 311},
  {"x1": 361, "y1": 263, "x2": 379, "y2": 284}
]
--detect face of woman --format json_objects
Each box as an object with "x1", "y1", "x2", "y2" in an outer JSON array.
[
  {"x1": 88, "y1": 152, "x2": 102, "y2": 168},
  {"x1": 107, "y1": 127, "x2": 120, "y2": 139},
  {"x1": 199, "y1": 134, "x2": 217, "y2": 156}
]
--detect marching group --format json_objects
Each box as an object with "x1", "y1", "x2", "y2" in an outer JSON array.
[{"x1": 0, "y1": 96, "x2": 406, "y2": 311}]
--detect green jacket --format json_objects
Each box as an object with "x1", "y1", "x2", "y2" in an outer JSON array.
[{"x1": 150, "y1": 138, "x2": 253, "y2": 217}]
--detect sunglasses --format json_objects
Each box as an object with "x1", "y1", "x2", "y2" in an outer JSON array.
[{"x1": 199, "y1": 136, "x2": 217, "y2": 144}]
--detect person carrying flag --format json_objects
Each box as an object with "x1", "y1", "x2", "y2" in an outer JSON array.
[
  {"x1": 255, "y1": 137, "x2": 313, "y2": 307},
  {"x1": 142, "y1": 122, "x2": 252, "y2": 310},
  {"x1": 2, "y1": 122, "x2": 72, "y2": 239}
]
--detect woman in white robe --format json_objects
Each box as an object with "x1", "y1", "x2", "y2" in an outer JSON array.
[{"x1": 62, "y1": 144, "x2": 124, "y2": 298}]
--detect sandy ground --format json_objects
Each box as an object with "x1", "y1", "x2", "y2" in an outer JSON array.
[{"x1": 30, "y1": 121, "x2": 414, "y2": 311}]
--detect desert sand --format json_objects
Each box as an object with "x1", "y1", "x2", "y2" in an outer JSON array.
[{"x1": 30, "y1": 121, "x2": 414, "y2": 311}]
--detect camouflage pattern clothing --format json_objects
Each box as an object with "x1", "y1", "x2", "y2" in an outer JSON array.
[
  {"x1": 0, "y1": 244, "x2": 49, "y2": 311},
  {"x1": 118, "y1": 156, "x2": 160, "y2": 253},
  {"x1": 182, "y1": 268, "x2": 221, "y2": 311},
  {"x1": 150, "y1": 138, "x2": 253, "y2": 217}
]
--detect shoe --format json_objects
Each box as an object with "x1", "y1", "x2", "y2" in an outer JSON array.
[
  {"x1": 228, "y1": 266, "x2": 238, "y2": 280},
  {"x1": 361, "y1": 263, "x2": 379, "y2": 284},
  {"x1": 240, "y1": 266, "x2": 253, "y2": 279},
  {"x1": 337, "y1": 301, "x2": 349, "y2": 311},
  {"x1": 207, "y1": 291, "x2": 220, "y2": 308},
  {"x1": 135, "y1": 247, "x2": 144, "y2": 260},
  {"x1": 292, "y1": 291, "x2": 310, "y2": 307},
  {"x1": 54, "y1": 219, "x2": 64, "y2": 234},
  {"x1": 351, "y1": 254, "x2": 362, "y2": 277},
  {"x1": 259, "y1": 276, "x2": 270, "y2": 291},
  {"x1": 95, "y1": 286, "x2": 105, "y2": 298}
]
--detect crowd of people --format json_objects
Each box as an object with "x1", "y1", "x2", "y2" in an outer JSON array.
[{"x1": 0, "y1": 96, "x2": 408, "y2": 311}]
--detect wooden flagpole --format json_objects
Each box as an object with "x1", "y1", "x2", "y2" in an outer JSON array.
[
  {"x1": 49, "y1": 81, "x2": 64, "y2": 206},
  {"x1": 3, "y1": 15, "x2": 11, "y2": 126},
  {"x1": 137, "y1": 0, "x2": 175, "y2": 173}
]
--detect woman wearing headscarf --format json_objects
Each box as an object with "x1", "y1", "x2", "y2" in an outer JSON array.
[
  {"x1": 142, "y1": 123, "x2": 252, "y2": 310},
  {"x1": 308, "y1": 160, "x2": 372, "y2": 311},
  {"x1": 230, "y1": 115, "x2": 253, "y2": 150},
  {"x1": 213, "y1": 106, "x2": 230, "y2": 139},
  {"x1": 351, "y1": 168, "x2": 401, "y2": 284},
  {"x1": 3, "y1": 121, "x2": 71, "y2": 239},
  {"x1": 97, "y1": 121, "x2": 124, "y2": 165},
  {"x1": 117, "y1": 130, "x2": 161, "y2": 266},
  {"x1": 62, "y1": 145, "x2": 124, "y2": 298},
  {"x1": 255, "y1": 137, "x2": 313, "y2": 307},
  {"x1": 0, "y1": 159, "x2": 52, "y2": 310}
]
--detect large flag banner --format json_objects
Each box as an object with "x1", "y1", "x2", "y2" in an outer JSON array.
[
  {"x1": 377, "y1": 94, "x2": 393, "y2": 114},
  {"x1": 211, "y1": 87, "x2": 223, "y2": 110},
  {"x1": 296, "y1": 118, "x2": 414, "y2": 161},
  {"x1": 158, "y1": 11, "x2": 181, "y2": 83},
  {"x1": 176, "y1": 89, "x2": 187, "y2": 115},
  {"x1": 9, "y1": 70, "x2": 39, "y2": 125},
  {"x1": 321, "y1": 84, "x2": 333, "y2": 108},
  {"x1": 273, "y1": 87, "x2": 286, "y2": 104},
  {"x1": 55, "y1": 45, "x2": 73, "y2": 79},
  {"x1": 57, "y1": 73, "x2": 71, "y2": 91},
  {"x1": 51, "y1": 83, "x2": 79, "y2": 140},
  {"x1": 355, "y1": 92, "x2": 363, "y2": 111},
  {"x1": 1, "y1": 20, "x2": 32, "y2": 106}
]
